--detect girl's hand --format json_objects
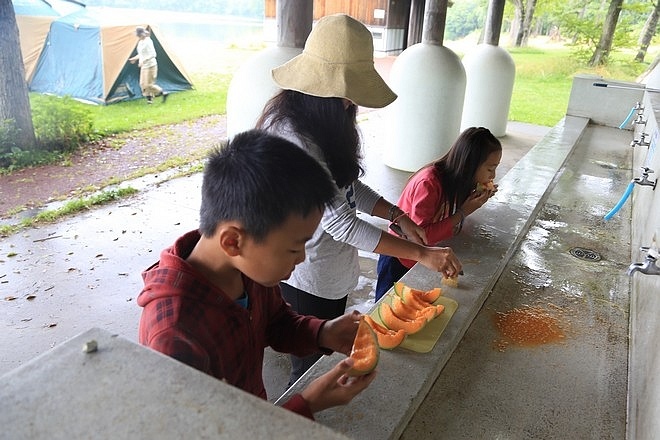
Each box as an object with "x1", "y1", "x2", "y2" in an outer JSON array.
[
  {"x1": 463, "y1": 189, "x2": 491, "y2": 215},
  {"x1": 396, "y1": 215, "x2": 427, "y2": 245},
  {"x1": 419, "y1": 246, "x2": 462, "y2": 279}
]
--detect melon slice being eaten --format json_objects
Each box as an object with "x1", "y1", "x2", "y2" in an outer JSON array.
[
  {"x1": 476, "y1": 180, "x2": 496, "y2": 194},
  {"x1": 347, "y1": 317, "x2": 380, "y2": 376}
]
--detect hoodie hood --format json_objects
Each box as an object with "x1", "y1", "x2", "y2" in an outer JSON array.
[{"x1": 137, "y1": 229, "x2": 230, "y2": 309}]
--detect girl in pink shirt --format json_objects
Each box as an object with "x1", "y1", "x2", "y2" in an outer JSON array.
[{"x1": 375, "y1": 127, "x2": 502, "y2": 301}]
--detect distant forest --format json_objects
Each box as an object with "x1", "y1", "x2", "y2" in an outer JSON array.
[{"x1": 81, "y1": 0, "x2": 265, "y2": 17}]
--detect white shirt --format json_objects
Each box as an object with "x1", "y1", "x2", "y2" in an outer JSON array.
[
  {"x1": 271, "y1": 123, "x2": 383, "y2": 300},
  {"x1": 136, "y1": 37, "x2": 157, "y2": 68}
]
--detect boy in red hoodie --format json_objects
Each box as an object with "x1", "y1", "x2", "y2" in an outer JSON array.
[{"x1": 137, "y1": 129, "x2": 375, "y2": 419}]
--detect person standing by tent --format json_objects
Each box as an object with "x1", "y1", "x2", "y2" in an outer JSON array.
[{"x1": 129, "y1": 26, "x2": 168, "y2": 104}]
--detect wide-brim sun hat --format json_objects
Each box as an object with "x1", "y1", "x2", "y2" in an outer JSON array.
[{"x1": 272, "y1": 14, "x2": 397, "y2": 109}]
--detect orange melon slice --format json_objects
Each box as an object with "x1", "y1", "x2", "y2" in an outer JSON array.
[
  {"x1": 414, "y1": 286, "x2": 443, "y2": 303},
  {"x1": 396, "y1": 281, "x2": 442, "y2": 305},
  {"x1": 364, "y1": 315, "x2": 406, "y2": 350},
  {"x1": 476, "y1": 180, "x2": 496, "y2": 193},
  {"x1": 378, "y1": 302, "x2": 426, "y2": 335},
  {"x1": 347, "y1": 317, "x2": 379, "y2": 376},
  {"x1": 402, "y1": 286, "x2": 432, "y2": 310},
  {"x1": 393, "y1": 294, "x2": 439, "y2": 322},
  {"x1": 393, "y1": 281, "x2": 407, "y2": 298},
  {"x1": 391, "y1": 294, "x2": 421, "y2": 320}
]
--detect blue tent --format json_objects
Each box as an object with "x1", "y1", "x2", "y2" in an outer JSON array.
[
  {"x1": 13, "y1": 0, "x2": 67, "y2": 83},
  {"x1": 29, "y1": 8, "x2": 193, "y2": 104}
]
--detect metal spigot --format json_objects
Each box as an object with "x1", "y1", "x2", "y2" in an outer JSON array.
[
  {"x1": 634, "y1": 114, "x2": 647, "y2": 125},
  {"x1": 627, "y1": 247, "x2": 660, "y2": 276},
  {"x1": 633, "y1": 167, "x2": 657, "y2": 189},
  {"x1": 630, "y1": 132, "x2": 650, "y2": 148},
  {"x1": 635, "y1": 102, "x2": 645, "y2": 113}
]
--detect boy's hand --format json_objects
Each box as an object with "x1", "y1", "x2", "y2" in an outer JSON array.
[
  {"x1": 301, "y1": 357, "x2": 376, "y2": 413},
  {"x1": 318, "y1": 310, "x2": 361, "y2": 355}
]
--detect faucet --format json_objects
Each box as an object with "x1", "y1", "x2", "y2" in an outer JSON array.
[
  {"x1": 630, "y1": 132, "x2": 650, "y2": 148},
  {"x1": 633, "y1": 167, "x2": 657, "y2": 190},
  {"x1": 627, "y1": 247, "x2": 660, "y2": 276},
  {"x1": 634, "y1": 114, "x2": 647, "y2": 125}
]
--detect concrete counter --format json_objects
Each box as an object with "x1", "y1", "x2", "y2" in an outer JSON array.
[
  {"x1": 277, "y1": 116, "x2": 589, "y2": 439},
  {"x1": 0, "y1": 328, "x2": 347, "y2": 440}
]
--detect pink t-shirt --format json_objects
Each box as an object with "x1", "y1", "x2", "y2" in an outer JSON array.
[{"x1": 393, "y1": 166, "x2": 455, "y2": 269}]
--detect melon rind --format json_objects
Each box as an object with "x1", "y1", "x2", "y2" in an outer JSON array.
[{"x1": 364, "y1": 315, "x2": 405, "y2": 350}]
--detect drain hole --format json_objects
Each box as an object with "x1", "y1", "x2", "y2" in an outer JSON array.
[{"x1": 569, "y1": 247, "x2": 602, "y2": 262}]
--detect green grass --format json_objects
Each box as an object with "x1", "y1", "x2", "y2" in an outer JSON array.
[
  {"x1": 507, "y1": 47, "x2": 579, "y2": 126},
  {"x1": 28, "y1": 71, "x2": 233, "y2": 136},
  {"x1": 507, "y1": 46, "x2": 654, "y2": 126},
  {"x1": 0, "y1": 187, "x2": 138, "y2": 237}
]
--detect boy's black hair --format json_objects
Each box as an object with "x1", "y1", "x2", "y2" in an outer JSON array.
[{"x1": 199, "y1": 129, "x2": 336, "y2": 241}]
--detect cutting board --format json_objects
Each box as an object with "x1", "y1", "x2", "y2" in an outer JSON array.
[{"x1": 369, "y1": 292, "x2": 458, "y2": 353}]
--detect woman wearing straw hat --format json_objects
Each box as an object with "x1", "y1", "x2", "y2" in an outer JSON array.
[{"x1": 257, "y1": 14, "x2": 462, "y2": 385}]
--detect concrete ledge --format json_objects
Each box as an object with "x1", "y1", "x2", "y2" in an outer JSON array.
[
  {"x1": 277, "y1": 115, "x2": 590, "y2": 439},
  {"x1": 0, "y1": 328, "x2": 348, "y2": 440}
]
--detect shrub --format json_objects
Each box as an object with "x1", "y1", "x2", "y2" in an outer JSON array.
[
  {"x1": 32, "y1": 96, "x2": 96, "y2": 152},
  {"x1": 0, "y1": 119, "x2": 21, "y2": 169}
]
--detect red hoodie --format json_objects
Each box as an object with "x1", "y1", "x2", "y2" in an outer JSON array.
[{"x1": 137, "y1": 230, "x2": 327, "y2": 419}]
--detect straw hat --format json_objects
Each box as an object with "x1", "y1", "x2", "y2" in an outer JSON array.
[{"x1": 272, "y1": 14, "x2": 397, "y2": 108}]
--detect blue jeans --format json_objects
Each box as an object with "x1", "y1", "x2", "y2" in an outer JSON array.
[{"x1": 375, "y1": 255, "x2": 409, "y2": 302}]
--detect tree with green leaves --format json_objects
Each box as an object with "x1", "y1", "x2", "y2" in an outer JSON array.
[{"x1": 0, "y1": 0, "x2": 36, "y2": 150}]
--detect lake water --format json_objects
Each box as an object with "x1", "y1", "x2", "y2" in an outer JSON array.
[
  {"x1": 154, "y1": 13, "x2": 268, "y2": 44},
  {"x1": 88, "y1": 7, "x2": 274, "y2": 73},
  {"x1": 89, "y1": 7, "x2": 271, "y2": 44}
]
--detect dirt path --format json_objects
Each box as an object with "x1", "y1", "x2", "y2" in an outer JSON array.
[{"x1": 0, "y1": 114, "x2": 227, "y2": 220}]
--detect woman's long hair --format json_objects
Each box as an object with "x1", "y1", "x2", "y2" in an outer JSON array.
[
  {"x1": 256, "y1": 90, "x2": 363, "y2": 188},
  {"x1": 425, "y1": 127, "x2": 502, "y2": 218}
]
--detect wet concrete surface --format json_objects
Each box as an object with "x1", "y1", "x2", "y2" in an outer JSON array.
[{"x1": 401, "y1": 124, "x2": 631, "y2": 439}]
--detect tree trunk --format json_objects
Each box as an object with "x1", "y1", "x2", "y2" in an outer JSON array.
[
  {"x1": 510, "y1": 0, "x2": 524, "y2": 46},
  {"x1": 637, "y1": 52, "x2": 660, "y2": 82},
  {"x1": 519, "y1": 0, "x2": 537, "y2": 46},
  {"x1": 589, "y1": 0, "x2": 624, "y2": 66},
  {"x1": 635, "y1": 1, "x2": 660, "y2": 63},
  {"x1": 0, "y1": 0, "x2": 36, "y2": 150},
  {"x1": 512, "y1": 0, "x2": 537, "y2": 47}
]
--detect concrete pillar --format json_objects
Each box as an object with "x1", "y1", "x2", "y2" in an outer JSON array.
[
  {"x1": 460, "y1": 0, "x2": 515, "y2": 137},
  {"x1": 226, "y1": 0, "x2": 312, "y2": 138},
  {"x1": 384, "y1": 0, "x2": 466, "y2": 172}
]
